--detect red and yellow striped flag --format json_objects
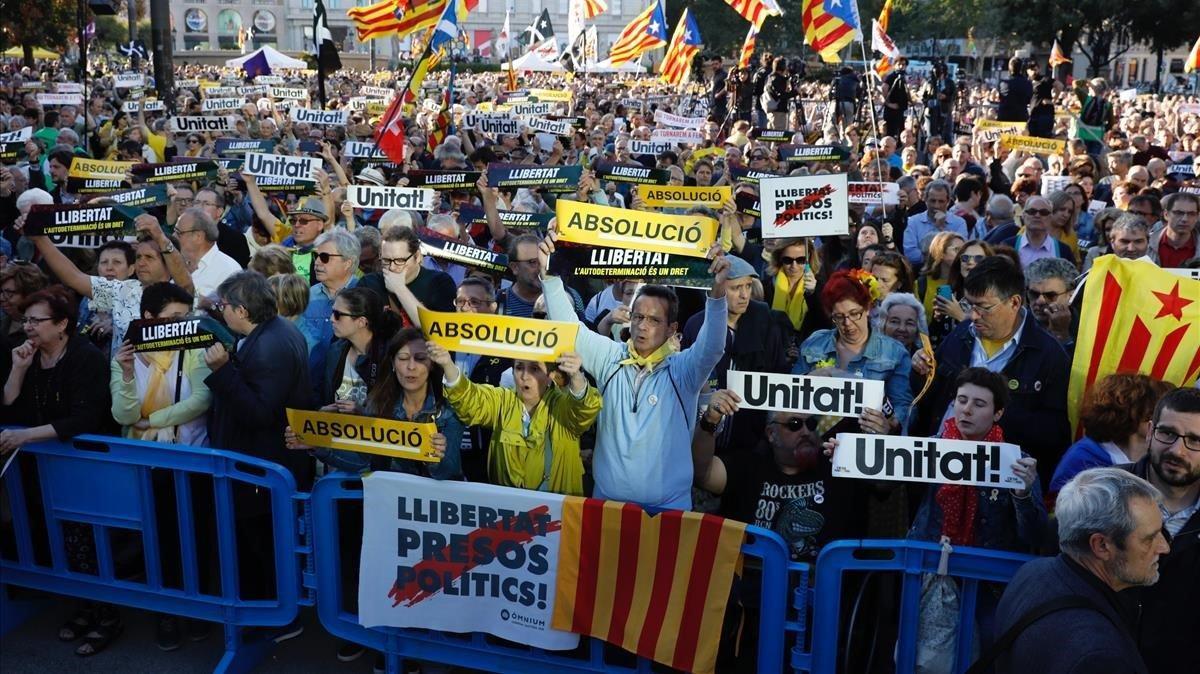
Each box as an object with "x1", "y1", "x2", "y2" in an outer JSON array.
[
  {"x1": 551, "y1": 498, "x2": 746, "y2": 674},
  {"x1": 724, "y1": 0, "x2": 782, "y2": 29},
  {"x1": 349, "y1": 0, "x2": 448, "y2": 41},
  {"x1": 1049, "y1": 39, "x2": 1072, "y2": 68},
  {"x1": 659, "y1": 9, "x2": 702, "y2": 86},
  {"x1": 874, "y1": 0, "x2": 894, "y2": 76},
  {"x1": 1185, "y1": 35, "x2": 1200, "y2": 73},
  {"x1": 1068, "y1": 257, "x2": 1200, "y2": 435},
  {"x1": 801, "y1": 0, "x2": 859, "y2": 64},
  {"x1": 583, "y1": 0, "x2": 608, "y2": 19},
  {"x1": 738, "y1": 23, "x2": 758, "y2": 69},
  {"x1": 609, "y1": 0, "x2": 667, "y2": 66}
]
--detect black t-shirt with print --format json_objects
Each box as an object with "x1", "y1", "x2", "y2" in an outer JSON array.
[{"x1": 719, "y1": 448, "x2": 862, "y2": 562}]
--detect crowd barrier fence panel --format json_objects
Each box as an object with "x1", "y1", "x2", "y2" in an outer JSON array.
[
  {"x1": 0, "y1": 434, "x2": 310, "y2": 674},
  {"x1": 789, "y1": 539, "x2": 1035, "y2": 674},
  {"x1": 308, "y1": 473, "x2": 792, "y2": 674}
]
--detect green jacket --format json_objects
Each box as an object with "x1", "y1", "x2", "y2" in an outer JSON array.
[
  {"x1": 110, "y1": 350, "x2": 213, "y2": 439},
  {"x1": 444, "y1": 374, "x2": 601, "y2": 496}
]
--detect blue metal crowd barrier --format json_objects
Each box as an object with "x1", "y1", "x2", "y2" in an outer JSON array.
[
  {"x1": 0, "y1": 434, "x2": 310, "y2": 673},
  {"x1": 790, "y1": 539, "x2": 1035, "y2": 674},
  {"x1": 307, "y1": 473, "x2": 792, "y2": 674}
]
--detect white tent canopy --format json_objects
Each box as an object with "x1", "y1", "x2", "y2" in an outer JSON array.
[
  {"x1": 584, "y1": 58, "x2": 647, "y2": 74},
  {"x1": 502, "y1": 51, "x2": 565, "y2": 73},
  {"x1": 225, "y1": 46, "x2": 308, "y2": 70}
]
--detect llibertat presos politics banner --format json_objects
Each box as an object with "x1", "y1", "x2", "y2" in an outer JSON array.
[{"x1": 357, "y1": 472, "x2": 580, "y2": 651}]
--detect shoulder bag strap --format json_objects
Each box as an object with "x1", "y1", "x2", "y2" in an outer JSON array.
[{"x1": 965, "y1": 595, "x2": 1114, "y2": 674}]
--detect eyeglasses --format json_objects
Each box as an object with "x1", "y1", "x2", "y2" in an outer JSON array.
[
  {"x1": 174, "y1": 197, "x2": 194, "y2": 206},
  {"x1": 194, "y1": 199, "x2": 220, "y2": 208},
  {"x1": 0, "y1": 289, "x2": 18, "y2": 299},
  {"x1": 1023, "y1": 208, "x2": 1051, "y2": 217},
  {"x1": 454, "y1": 297, "x2": 495, "y2": 309},
  {"x1": 1027, "y1": 289, "x2": 1066, "y2": 302},
  {"x1": 381, "y1": 254, "x2": 414, "y2": 269},
  {"x1": 210, "y1": 301, "x2": 229, "y2": 313},
  {"x1": 1152, "y1": 426, "x2": 1200, "y2": 452},
  {"x1": 294, "y1": 216, "x2": 323, "y2": 226},
  {"x1": 779, "y1": 255, "x2": 807, "y2": 267},
  {"x1": 21, "y1": 316, "x2": 55, "y2": 326},
  {"x1": 174, "y1": 227, "x2": 202, "y2": 236},
  {"x1": 187, "y1": 138, "x2": 201, "y2": 145},
  {"x1": 769, "y1": 416, "x2": 820, "y2": 433},
  {"x1": 330, "y1": 309, "x2": 361, "y2": 321},
  {"x1": 960, "y1": 254, "x2": 985, "y2": 265},
  {"x1": 630, "y1": 312, "x2": 664, "y2": 326},
  {"x1": 314, "y1": 252, "x2": 345, "y2": 264},
  {"x1": 965, "y1": 298, "x2": 1012, "y2": 315},
  {"x1": 830, "y1": 308, "x2": 866, "y2": 324}
]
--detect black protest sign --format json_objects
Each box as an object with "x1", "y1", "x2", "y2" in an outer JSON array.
[
  {"x1": 216, "y1": 159, "x2": 244, "y2": 173},
  {"x1": 416, "y1": 229, "x2": 509, "y2": 274},
  {"x1": 751, "y1": 128, "x2": 795, "y2": 143},
  {"x1": 407, "y1": 170, "x2": 482, "y2": 191},
  {"x1": 24, "y1": 203, "x2": 141, "y2": 237},
  {"x1": 593, "y1": 160, "x2": 669, "y2": 186},
  {"x1": 106, "y1": 184, "x2": 170, "y2": 209},
  {"x1": 131, "y1": 161, "x2": 219, "y2": 184},
  {"x1": 735, "y1": 191, "x2": 761, "y2": 217},
  {"x1": 126, "y1": 316, "x2": 234, "y2": 352},
  {"x1": 728, "y1": 166, "x2": 782, "y2": 186},
  {"x1": 215, "y1": 138, "x2": 277, "y2": 156},
  {"x1": 555, "y1": 244, "x2": 713, "y2": 288},
  {"x1": 0, "y1": 141, "x2": 23, "y2": 163},
  {"x1": 486, "y1": 163, "x2": 582, "y2": 192},
  {"x1": 778, "y1": 144, "x2": 850, "y2": 163},
  {"x1": 457, "y1": 205, "x2": 553, "y2": 231}
]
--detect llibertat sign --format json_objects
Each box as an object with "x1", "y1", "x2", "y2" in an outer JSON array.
[
  {"x1": 407, "y1": 171, "x2": 482, "y2": 191},
  {"x1": 760, "y1": 173, "x2": 849, "y2": 239},
  {"x1": 554, "y1": 245, "x2": 713, "y2": 288},
  {"x1": 357, "y1": 473, "x2": 579, "y2": 650},
  {"x1": 847, "y1": 182, "x2": 901, "y2": 206},
  {"x1": 778, "y1": 144, "x2": 850, "y2": 163},
  {"x1": 126, "y1": 316, "x2": 231, "y2": 352},
  {"x1": 486, "y1": 163, "x2": 581, "y2": 192},
  {"x1": 66, "y1": 158, "x2": 134, "y2": 194},
  {"x1": 131, "y1": 161, "x2": 219, "y2": 184},
  {"x1": 215, "y1": 138, "x2": 277, "y2": 156},
  {"x1": 419, "y1": 308, "x2": 579, "y2": 362},
  {"x1": 23, "y1": 203, "x2": 140, "y2": 237},
  {"x1": 285, "y1": 409, "x2": 440, "y2": 462},
  {"x1": 593, "y1": 161, "x2": 669, "y2": 186},
  {"x1": 555, "y1": 199, "x2": 717, "y2": 259},
  {"x1": 417, "y1": 230, "x2": 510, "y2": 275},
  {"x1": 457, "y1": 206, "x2": 553, "y2": 231},
  {"x1": 106, "y1": 184, "x2": 170, "y2": 209},
  {"x1": 831, "y1": 433, "x2": 1024, "y2": 489},
  {"x1": 727, "y1": 166, "x2": 782, "y2": 185},
  {"x1": 727, "y1": 371, "x2": 886, "y2": 418}
]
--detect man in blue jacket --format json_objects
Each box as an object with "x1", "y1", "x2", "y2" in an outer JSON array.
[
  {"x1": 539, "y1": 227, "x2": 731, "y2": 510},
  {"x1": 911, "y1": 257, "x2": 1070, "y2": 485}
]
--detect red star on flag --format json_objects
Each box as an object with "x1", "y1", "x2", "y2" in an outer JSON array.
[{"x1": 1152, "y1": 281, "x2": 1195, "y2": 321}]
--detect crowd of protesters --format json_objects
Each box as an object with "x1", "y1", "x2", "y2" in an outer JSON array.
[{"x1": 0, "y1": 50, "x2": 1197, "y2": 674}]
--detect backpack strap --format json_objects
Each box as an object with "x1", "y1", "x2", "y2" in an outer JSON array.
[{"x1": 965, "y1": 595, "x2": 1114, "y2": 674}]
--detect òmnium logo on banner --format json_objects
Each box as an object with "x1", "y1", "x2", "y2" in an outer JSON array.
[
  {"x1": 760, "y1": 173, "x2": 849, "y2": 239},
  {"x1": 419, "y1": 308, "x2": 579, "y2": 362},
  {"x1": 727, "y1": 371, "x2": 885, "y2": 417},
  {"x1": 831, "y1": 433, "x2": 1024, "y2": 488},
  {"x1": 357, "y1": 472, "x2": 580, "y2": 650},
  {"x1": 347, "y1": 185, "x2": 437, "y2": 211}
]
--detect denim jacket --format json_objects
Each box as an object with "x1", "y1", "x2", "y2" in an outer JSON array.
[
  {"x1": 313, "y1": 393, "x2": 464, "y2": 480},
  {"x1": 791, "y1": 328, "x2": 914, "y2": 427}
]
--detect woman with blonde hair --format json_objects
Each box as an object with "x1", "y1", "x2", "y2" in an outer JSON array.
[
  {"x1": 248, "y1": 244, "x2": 296, "y2": 277},
  {"x1": 1045, "y1": 190, "x2": 1080, "y2": 255},
  {"x1": 915, "y1": 231, "x2": 964, "y2": 350},
  {"x1": 762, "y1": 238, "x2": 827, "y2": 338},
  {"x1": 267, "y1": 273, "x2": 310, "y2": 321}
]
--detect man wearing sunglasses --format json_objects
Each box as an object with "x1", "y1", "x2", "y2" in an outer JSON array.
[
  {"x1": 299, "y1": 229, "x2": 360, "y2": 381},
  {"x1": 692, "y1": 390, "x2": 861, "y2": 563},
  {"x1": 1023, "y1": 258, "x2": 1077, "y2": 348},
  {"x1": 1001, "y1": 195, "x2": 1077, "y2": 269},
  {"x1": 1119, "y1": 387, "x2": 1200, "y2": 674}
]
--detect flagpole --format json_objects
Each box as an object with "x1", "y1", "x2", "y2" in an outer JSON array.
[
  {"x1": 858, "y1": 37, "x2": 888, "y2": 219},
  {"x1": 373, "y1": 38, "x2": 437, "y2": 155}
]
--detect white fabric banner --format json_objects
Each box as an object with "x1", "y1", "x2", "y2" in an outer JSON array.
[{"x1": 358, "y1": 472, "x2": 580, "y2": 651}]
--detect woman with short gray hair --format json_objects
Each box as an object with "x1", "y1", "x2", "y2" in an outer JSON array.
[{"x1": 877, "y1": 292, "x2": 927, "y2": 352}]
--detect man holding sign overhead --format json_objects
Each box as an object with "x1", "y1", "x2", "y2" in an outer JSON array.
[{"x1": 537, "y1": 223, "x2": 731, "y2": 510}]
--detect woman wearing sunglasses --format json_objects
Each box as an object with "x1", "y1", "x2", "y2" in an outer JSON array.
[
  {"x1": 181, "y1": 134, "x2": 208, "y2": 158},
  {"x1": 762, "y1": 238, "x2": 826, "y2": 341}
]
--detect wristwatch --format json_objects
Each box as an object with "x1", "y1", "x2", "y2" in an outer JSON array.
[
  {"x1": 698, "y1": 414, "x2": 721, "y2": 434},
  {"x1": 161, "y1": 242, "x2": 176, "y2": 254}
]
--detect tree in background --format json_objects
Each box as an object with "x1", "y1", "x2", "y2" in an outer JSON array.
[{"x1": 0, "y1": 0, "x2": 76, "y2": 67}]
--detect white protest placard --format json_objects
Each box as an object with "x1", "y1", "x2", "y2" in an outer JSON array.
[
  {"x1": 201, "y1": 97, "x2": 246, "y2": 113},
  {"x1": 270, "y1": 87, "x2": 310, "y2": 100},
  {"x1": 1087, "y1": 199, "x2": 1107, "y2": 215},
  {"x1": 650, "y1": 128, "x2": 704, "y2": 145},
  {"x1": 629, "y1": 139, "x2": 674, "y2": 156},
  {"x1": 760, "y1": 173, "x2": 849, "y2": 239},
  {"x1": 114, "y1": 72, "x2": 145, "y2": 89},
  {"x1": 290, "y1": 107, "x2": 350, "y2": 126},
  {"x1": 243, "y1": 152, "x2": 321, "y2": 182},
  {"x1": 512, "y1": 101, "x2": 553, "y2": 117},
  {"x1": 55, "y1": 82, "x2": 83, "y2": 94},
  {"x1": 727, "y1": 371, "x2": 885, "y2": 418},
  {"x1": 347, "y1": 185, "x2": 437, "y2": 211},
  {"x1": 360, "y1": 86, "x2": 394, "y2": 99},
  {"x1": 0, "y1": 127, "x2": 33, "y2": 143},
  {"x1": 37, "y1": 93, "x2": 84, "y2": 106},
  {"x1": 1179, "y1": 103, "x2": 1200, "y2": 116},
  {"x1": 831, "y1": 433, "x2": 1025, "y2": 489},
  {"x1": 202, "y1": 86, "x2": 238, "y2": 99},
  {"x1": 357, "y1": 472, "x2": 579, "y2": 650},
  {"x1": 522, "y1": 116, "x2": 573, "y2": 137},
  {"x1": 254, "y1": 75, "x2": 285, "y2": 85},
  {"x1": 174, "y1": 79, "x2": 200, "y2": 90},
  {"x1": 972, "y1": 120, "x2": 1026, "y2": 144},
  {"x1": 653, "y1": 109, "x2": 706, "y2": 129},
  {"x1": 236, "y1": 85, "x2": 268, "y2": 97},
  {"x1": 342, "y1": 140, "x2": 388, "y2": 160},
  {"x1": 1166, "y1": 267, "x2": 1200, "y2": 281},
  {"x1": 1041, "y1": 174, "x2": 1073, "y2": 196},
  {"x1": 47, "y1": 232, "x2": 133, "y2": 249},
  {"x1": 847, "y1": 182, "x2": 901, "y2": 206},
  {"x1": 464, "y1": 112, "x2": 521, "y2": 136},
  {"x1": 1118, "y1": 88, "x2": 1138, "y2": 102},
  {"x1": 168, "y1": 116, "x2": 239, "y2": 133},
  {"x1": 122, "y1": 100, "x2": 165, "y2": 113},
  {"x1": 346, "y1": 97, "x2": 367, "y2": 112}
]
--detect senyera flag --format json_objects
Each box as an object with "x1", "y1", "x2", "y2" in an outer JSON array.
[
  {"x1": 551, "y1": 498, "x2": 746, "y2": 674},
  {"x1": 1068, "y1": 256, "x2": 1200, "y2": 436}
]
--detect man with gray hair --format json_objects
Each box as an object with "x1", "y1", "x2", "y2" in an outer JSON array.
[
  {"x1": 298, "y1": 229, "x2": 361, "y2": 376},
  {"x1": 982, "y1": 194, "x2": 1018, "y2": 244},
  {"x1": 983, "y1": 468, "x2": 1167, "y2": 673},
  {"x1": 1083, "y1": 212, "x2": 1151, "y2": 272},
  {"x1": 1023, "y1": 257, "x2": 1077, "y2": 346},
  {"x1": 175, "y1": 207, "x2": 241, "y2": 302}
]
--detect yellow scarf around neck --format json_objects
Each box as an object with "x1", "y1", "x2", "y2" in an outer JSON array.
[
  {"x1": 134, "y1": 351, "x2": 181, "y2": 443},
  {"x1": 772, "y1": 272, "x2": 808, "y2": 331},
  {"x1": 618, "y1": 338, "x2": 677, "y2": 369}
]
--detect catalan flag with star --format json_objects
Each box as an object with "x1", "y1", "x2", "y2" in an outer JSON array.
[
  {"x1": 801, "y1": 0, "x2": 861, "y2": 64},
  {"x1": 609, "y1": 0, "x2": 668, "y2": 66},
  {"x1": 551, "y1": 498, "x2": 746, "y2": 674},
  {"x1": 1068, "y1": 256, "x2": 1200, "y2": 435},
  {"x1": 660, "y1": 8, "x2": 702, "y2": 86}
]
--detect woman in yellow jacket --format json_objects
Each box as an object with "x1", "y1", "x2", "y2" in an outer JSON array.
[{"x1": 427, "y1": 343, "x2": 601, "y2": 496}]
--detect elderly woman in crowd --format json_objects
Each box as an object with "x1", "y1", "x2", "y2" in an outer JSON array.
[
  {"x1": 791, "y1": 269, "x2": 913, "y2": 432},
  {"x1": 1050, "y1": 373, "x2": 1174, "y2": 494},
  {"x1": 877, "y1": 292, "x2": 928, "y2": 354},
  {"x1": 0, "y1": 261, "x2": 48, "y2": 352},
  {"x1": 428, "y1": 343, "x2": 601, "y2": 496}
]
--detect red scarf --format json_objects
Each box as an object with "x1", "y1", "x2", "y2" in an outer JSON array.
[{"x1": 935, "y1": 418, "x2": 1005, "y2": 546}]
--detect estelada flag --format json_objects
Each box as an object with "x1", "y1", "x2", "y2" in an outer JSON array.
[
  {"x1": 551, "y1": 498, "x2": 746, "y2": 674},
  {"x1": 1068, "y1": 256, "x2": 1200, "y2": 435}
]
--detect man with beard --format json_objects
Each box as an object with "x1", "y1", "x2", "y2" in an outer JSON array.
[{"x1": 1121, "y1": 388, "x2": 1200, "y2": 674}]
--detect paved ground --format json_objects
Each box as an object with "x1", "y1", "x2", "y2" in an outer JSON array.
[{"x1": 0, "y1": 600, "x2": 378, "y2": 674}]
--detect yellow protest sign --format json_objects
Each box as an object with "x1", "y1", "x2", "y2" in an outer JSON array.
[
  {"x1": 418, "y1": 308, "x2": 579, "y2": 362},
  {"x1": 285, "y1": 409, "x2": 441, "y2": 462},
  {"x1": 555, "y1": 199, "x2": 718, "y2": 259},
  {"x1": 529, "y1": 88, "x2": 572, "y2": 102},
  {"x1": 637, "y1": 185, "x2": 731, "y2": 209},
  {"x1": 67, "y1": 158, "x2": 134, "y2": 194},
  {"x1": 684, "y1": 145, "x2": 727, "y2": 173},
  {"x1": 1000, "y1": 134, "x2": 1067, "y2": 155}
]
